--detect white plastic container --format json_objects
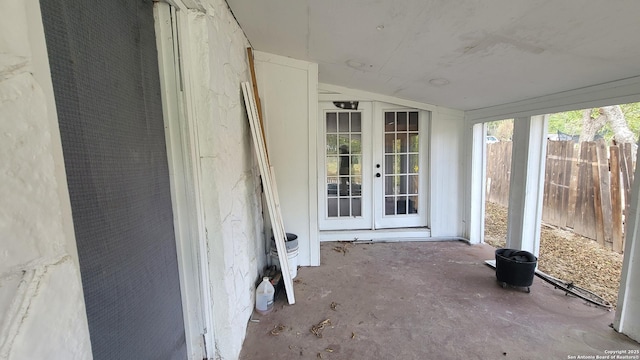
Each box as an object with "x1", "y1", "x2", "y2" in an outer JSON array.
[
  {"x1": 270, "y1": 246, "x2": 299, "y2": 279},
  {"x1": 255, "y1": 277, "x2": 275, "y2": 315}
]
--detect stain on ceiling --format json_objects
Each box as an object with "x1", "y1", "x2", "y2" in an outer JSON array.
[{"x1": 226, "y1": 0, "x2": 640, "y2": 111}]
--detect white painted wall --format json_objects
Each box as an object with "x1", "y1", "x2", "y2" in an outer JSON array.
[
  {"x1": 0, "y1": 1, "x2": 92, "y2": 359},
  {"x1": 615, "y1": 144, "x2": 640, "y2": 342},
  {"x1": 184, "y1": 2, "x2": 266, "y2": 358},
  {"x1": 429, "y1": 109, "x2": 467, "y2": 237},
  {"x1": 253, "y1": 51, "x2": 319, "y2": 266}
]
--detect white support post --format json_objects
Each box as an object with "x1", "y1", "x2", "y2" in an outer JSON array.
[
  {"x1": 506, "y1": 115, "x2": 548, "y2": 256},
  {"x1": 467, "y1": 123, "x2": 486, "y2": 244},
  {"x1": 614, "y1": 145, "x2": 640, "y2": 342}
]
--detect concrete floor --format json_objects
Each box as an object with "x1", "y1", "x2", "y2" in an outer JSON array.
[{"x1": 240, "y1": 241, "x2": 639, "y2": 360}]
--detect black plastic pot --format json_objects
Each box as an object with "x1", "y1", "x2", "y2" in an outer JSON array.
[{"x1": 495, "y1": 248, "x2": 537, "y2": 290}]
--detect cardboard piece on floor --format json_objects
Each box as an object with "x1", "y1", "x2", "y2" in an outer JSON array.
[{"x1": 241, "y1": 81, "x2": 295, "y2": 305}]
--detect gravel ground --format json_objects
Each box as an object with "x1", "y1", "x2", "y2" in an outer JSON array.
[{"x1": 484, "y1": 201, "x2": 623, "y2": 308}]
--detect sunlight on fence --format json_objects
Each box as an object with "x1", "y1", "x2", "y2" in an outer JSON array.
[{"x1": 486, "y1": 140, "x2": 636, "y2": 253}]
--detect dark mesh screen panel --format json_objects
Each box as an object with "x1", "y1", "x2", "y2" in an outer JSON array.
[{"x1": 40, "y1": 1, "x2": 187, "y2": 359}]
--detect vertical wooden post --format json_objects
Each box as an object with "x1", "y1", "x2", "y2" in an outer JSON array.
[
  {"x1": 590, "y1": 142, "x2": 606, "y2": 246},
  {"x1": 542, "y1": 140, "x2": 558, "y2": 224},
  {"x1": 560, "y1": 141, "x2": 573, "y2": 228},
  {"x1": 596, "y1": 139, "x2": 613, "y2": 248},
  {"x1": 566, "y1": 143, "x2": 580, "y2": 229},
  {"x1": 620, "y1": 143, "x2": 633, "y2": 221},
  {"x1": 573, "y1": 142, "x2": 589, "y2": 238},
  {"x1": 503, "y1": 141, "x2": 512, "y2": 207},
  {"x1": 610, "y1": 145, "x2": 624, "y2": 253}
]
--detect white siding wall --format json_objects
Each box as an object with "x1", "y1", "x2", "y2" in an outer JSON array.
[
  {"x1": 429, "y1": 109, "x2": 467, "y2": 237},
  {"x1": 254, "y1": 52, "x2": 319, "y2": 266},
  {"x1": 185, "y1": 2, "x2": 266, "y2": 358},
  {"x1": 0, "y1": 1, "x2": 92, "y2": 359}
]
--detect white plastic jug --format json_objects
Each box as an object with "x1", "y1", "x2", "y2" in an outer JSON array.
[{"x1": 255, "y1": 277, "x2": 275, "y2": 315}]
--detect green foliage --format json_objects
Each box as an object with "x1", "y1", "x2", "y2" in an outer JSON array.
[
  {"x1": 547, "y1": 103, "x2": 640, "y2": 142},
  {"x1": 547, "y1": 110, "x2": 583, "y2": 136},
  {"x1": 486, "y1": 119, "x2": 514, "y2": 140},
  {"x1": 620, "y1": 102, "x2": 640, "y2": 139}
]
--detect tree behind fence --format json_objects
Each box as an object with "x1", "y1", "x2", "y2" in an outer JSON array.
[{"x1": 486, "y1": 140, "x2": 635, "y2": 253}]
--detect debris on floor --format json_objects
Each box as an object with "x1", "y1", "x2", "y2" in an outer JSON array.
[
  {"x1": 269, "y1": 324, "x2": 286, "y2": 336},
  {"x1": 330, "y1": 301, "x2": 339, "y2": 311},
  {"x1": 310, "y1": 319, "x2": 331, "y2": 338},
  {"x1": 288, "y1": 345, "x2": 303, "y2": 354},
  {"x1": 332, "y1": 243, "x2": 350, "y2": 256}
]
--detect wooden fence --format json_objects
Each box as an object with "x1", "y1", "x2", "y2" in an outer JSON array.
[{"x1": 486, "y1": 140, "x2": 636, "y2": 253}]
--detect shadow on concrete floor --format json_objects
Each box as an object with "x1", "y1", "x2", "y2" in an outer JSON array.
[{"x1": 240, "y1": 241, "x2": 639, "y2": 360}]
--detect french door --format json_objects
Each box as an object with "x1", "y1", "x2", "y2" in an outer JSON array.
[{"x1": 319, "y1": 102, "x2": 428, "y2": 231}]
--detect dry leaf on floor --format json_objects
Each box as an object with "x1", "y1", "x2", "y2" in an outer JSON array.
[
  {"x1": 310, "y1": 319, "x2": 331, "y2": 338},
  {"x1": 325, "y1": 348, "x2": 334, "y2": 353},
  {"x1": 269, "y1": 324, "x2": 286, "y2": 336},
  {"x1": 332, "y1": 243, "x2": 350, "y2": 256},
  {"x1": 351, "y1": 332, "x2": 356, "y2": 339}
]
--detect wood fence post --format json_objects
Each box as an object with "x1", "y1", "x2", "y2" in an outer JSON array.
[
  {"x1": 610, "y1": 145, "x2": 624, "y2": 253},
  {"x1": 620, "y1": 143, "x2": 633, "y2": 223},
  {"x1": 543, "y1": 141, "x2": 555, "y2": 224},
  {"x1": 596, "y1": 139, "x2": 613, "y2": 248},
  {"x1": 590, "y1": 142, "x2": 606, "y2": 247},
  {"x1": 566, "y1": 143, "x2": 580, "y2": 229},
  {"x1": 560, "y1": 141, "x2": 573, "y2": 228}
]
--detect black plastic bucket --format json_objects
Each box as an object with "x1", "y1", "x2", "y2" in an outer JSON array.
[
  {"x1": 270, "y1": 233, "x2": 298, "y2": 252},
  {"x1": 495, "y1": 248, "x2": 537, "y2": 288}
]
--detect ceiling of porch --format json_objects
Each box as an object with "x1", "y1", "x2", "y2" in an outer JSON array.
[{"x1": 226, "y1": 0, "x2": 640, "y2": 111}]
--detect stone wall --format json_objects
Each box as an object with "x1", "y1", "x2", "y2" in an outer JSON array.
[
  {"x1": 0, "y1": 1, "x2": 92, "y2": 359},
  {"x1": 186, "y1": 1, "x2": 267, "y2": 358}
]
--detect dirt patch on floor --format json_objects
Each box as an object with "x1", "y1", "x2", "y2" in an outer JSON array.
[{"x1": 484, "y1": 201, "x2": 623, "y2": 307}]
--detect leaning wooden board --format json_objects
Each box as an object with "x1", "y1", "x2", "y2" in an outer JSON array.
[{"x1": 241, "y1": 81, "x2": 295, "y2": 304}]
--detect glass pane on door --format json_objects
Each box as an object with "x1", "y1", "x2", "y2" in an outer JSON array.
[
  {"x1": 326, "y1": 111, "x2": 363, "y2": 218},
  {"x1": 383, "y1": 111, "x2": 420, "y2": 216}
]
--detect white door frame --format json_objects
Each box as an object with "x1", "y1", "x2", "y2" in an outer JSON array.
[
  {"x1": 317, "y1": 100, "x2": 430, "y2": 236},
  {"x1": 154, "y1": 3, "x2": 215, "y2": 358}
]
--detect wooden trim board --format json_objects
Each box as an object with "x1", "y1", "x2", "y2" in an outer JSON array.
[{"x1": 241, "y1": 82, "x2": 295, "y2": 304}]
